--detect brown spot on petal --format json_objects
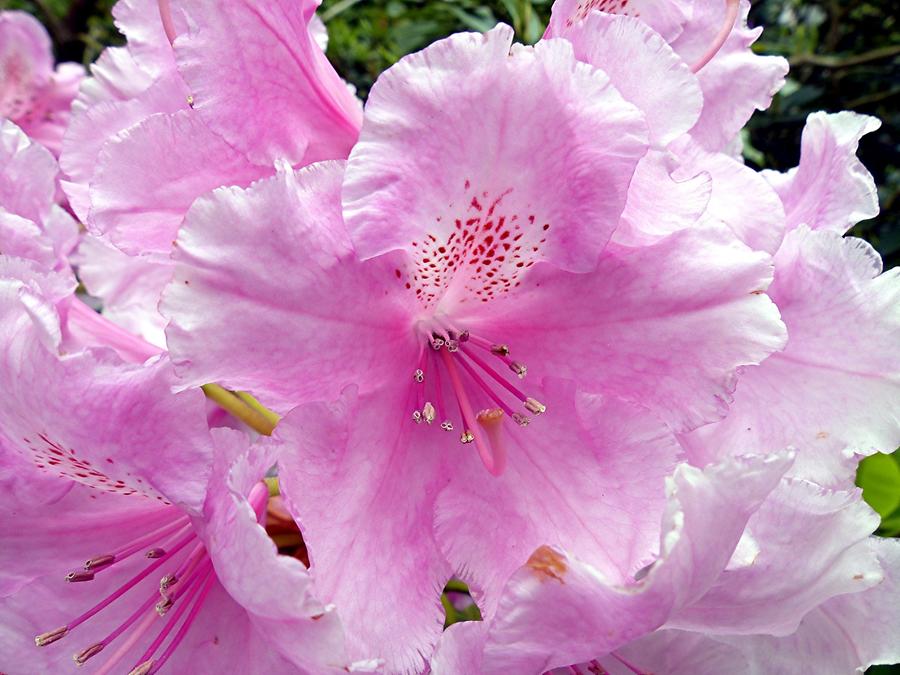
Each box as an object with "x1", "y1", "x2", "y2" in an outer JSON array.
[
  {"x1": 853, "y1": 574, "x2": 865, "y2": 580},
  {"x1": 750, "y1": 290, "x2": 765, "y2": 295},
  {"x1": 816, "y1": 431, "x2": 829, "y2": 439},
  {"x1": 527, "y1": 546, "x2": 567, "y2": 584}
]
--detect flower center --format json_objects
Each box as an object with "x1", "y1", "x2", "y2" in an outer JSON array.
[
  {"x1": 34, "y1": 482, "x2": 269, "y2": 674},
  {"x1": 409, "y1": 322, "x2": 545, "y2": 477}
]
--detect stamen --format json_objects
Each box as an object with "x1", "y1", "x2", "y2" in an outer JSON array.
[
  {"x1": 84, "y1": 555, "x2": 115, "y2": 571},
  {"x1": 512, "y1": 412, "x2": 530, "y2": 427},
  {"x1": 459, "y1": 346, "x2": 542, "y2": 414},
  {"x1": 73, "y1": 642, "x2": 104, "y2": 665},
  {"x1": 66, "y1": 570, "x2": 95, "y2": 583},
  {"x1": 690, "y1": 0, "x2": 740, "y2": 73},
  {"x1": 94, "y1": 610, "x2": 158, "y2": 675},
  {"x1": 508, "y1": 361, "x2": 527, "y2": 379},
  {"x1": 92, "y1": 515, "x2": 191, "y2": 574},
  {"x1": 524, "y1": 397, "x2": 546, "y2": 415},
  {"x1": 413, "y1": 369, "x2": 424, "y2": 383},
  {"x1": 422, "y1": 402, "x2": 436, "y2": 424},
  {"x1": 454, "y1": 350, "x2": 516, "y2": 417},
  {"x1": 138, "y1": 569, "x2": 216, "y2": 675},
  {"x1": 460, "y1": 430, "x2": 474, "y2": 444},
  {"x1": 128, "y1": 659, "x2": 154, "y2": 675},
  {"x1": 430, "y1": 350, "x2": 453, "y2": 431},
  {"x1": 145, "y1": 548, "x2": 167, "y2": 559},
  {"x1": 35, "y1": 626, "x2": 67, "y2": 647}
]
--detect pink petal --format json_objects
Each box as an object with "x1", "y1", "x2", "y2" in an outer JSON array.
[
  {"x1": 434, "y1": 380, "x2": 679, "y2": 619},
  {"x1": 73, "y1": 236, "x2": 173, "y2": 348},
  {"x1": 561, "y1": 12, "x2": 703, "y2": 147},
  {"x1": 275, "y1": 386, "x2": 451, "y2": 674},
  {"x1": 545, "y1": 0, "x2": 690, "y2": 43},
  {"x1": 201, "y1": 429, "x2": 351, "y2": 672},
  {"x1": 0, "y1": 119, "x2": 57, "y2": 223},
  {"x1": 669, "y1": 478, "x2": 882, "y2": 635},
  {"x1": 172, "y1": 0, "x2": 362, "y2": 166},
  {"x1": 478, "y1": 225, "x2": 786, "y2": 432},
  {"x1": 88, "y1": 109, "x2": 268, "y2": 256},
  {"x1": 431, "y1": 621, "x2": 489, "y2": 674},
  {"x1": 0, "y1": 268, "x2": 212, "y2": 512},
  {"x1": 614, "y1": 630, "x2": 749, "y2": 674},
  {"x1": 163, "y1": 162, "x2": 418, "y2": 412},
  {"x1": 473, "y1": 453, "x2": 791, "y2": 673},
  {"x1": 669, "y1": 134, "x2": 786, "y2": 254},
  {"x1": 682, "y1": 227, "x2": 900, "y2": 485},
  {"x1": 343, "y1": 25, "x2": 648, "y2": 273},
  {"x1": 613, "y1": 149, "x2": 711, "y2": 246},
  {"x1": 763, "y1": 111, "x2": 881, "y2": 234},
  {"x1": 672, "y1": 1, "x2": 788, "y2": 153}
]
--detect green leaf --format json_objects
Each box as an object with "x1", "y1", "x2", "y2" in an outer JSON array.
[{"x1": 857, "y1": 452, "x2": 900, "y2": 518}]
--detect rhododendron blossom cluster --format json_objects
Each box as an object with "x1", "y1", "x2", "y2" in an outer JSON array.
[{"x1": 0, "y1": 1, "x2": 897, "y2": 674}]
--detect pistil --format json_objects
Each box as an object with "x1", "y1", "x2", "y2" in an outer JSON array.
[{"x1": 690, "y1": 0, "x2": 741, "y2": 73}]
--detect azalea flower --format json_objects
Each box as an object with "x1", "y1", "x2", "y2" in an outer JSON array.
[
  {"x1": 0, "y1": 11, "x2": 84, "y2": 155},
  {"x1": 60, "y1": 0, "x2": 361, "y2": 257},
  {"x1": 163, "y1": 25, "x2": 787, "y2": 671},
  {"x1": 681, "y1": 112, "x2": 900, "y2": 486},
  {"x1": 427, "y1": 456, "x2": 900, "y2": 674}
]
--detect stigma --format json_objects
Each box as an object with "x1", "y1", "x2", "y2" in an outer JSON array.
[{"x1": 409, "y1": 324, "x2": 545, "y2": 476}]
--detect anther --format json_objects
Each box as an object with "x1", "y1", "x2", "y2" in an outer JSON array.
[
  {"x1": 422, "y1": 402, "x2": 436, "y2": 424},
  {"x1": 412, "y1": 410, "x2": 423, "y2": 424},
  {"x1": 35, "y1": 626, "x2": 68, "y2": 647},
  {"x1": 145, "y1": 548, "x2": 167, "y2": 559},
  {"x1": 73, "y1": 642, "x2": 104, "y2": 665},
  {"x1": 160, "y1": 574, "x2": 177, "y2": 592},
  {"x1": 460, "y1": 430, "x2": 474, "y2": 444},
  {"x1": 524, "y1": 397, "x2": 546, "y2": 415},
  {"x1": 66, "y1": 570, "x2": 95, "y2": 583},
  {"x1": 458, "y1": 330, "x2": 470, "y2": 342},
  {"x1": 441, "y1": 421, "x2": 454, "y2": 431},
  {"x1": 490, "y1": 344, "x2": 509, "y2": 356},
  {"x1": 512, "y1": 412, "x2": 530, "y2": 427},
  {"x1": 414, "y1": 369, "x2": 424, "y2": 383},
  {"x1": 156, "y1": 597, "x2": 173, "y2": 616},
  {"x1": 446, "y1": 339, "x2": 459, "y2": 352},
  {"x1": 84, "y1": 554, "x2": 115, "y2": 571},
  {"x1": 508, "y1": 361, "x2": 527, "y2": 379},
  {"x1": 129, "y1": 659, "x2": 155, "y2": 675}
]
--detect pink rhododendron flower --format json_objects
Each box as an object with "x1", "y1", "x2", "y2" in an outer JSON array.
[
  {"x1": 162, "y1": 25, "x2": 789, "y2": 671},
  {"x1": 60, "y1": 0, "x2": 361, "y2": 256},
  {"x1": 681, "y1": 112, "x2": 900, "y2": 486},
  {"x1": 0, "y1": 11, "x2": 84, "y2": 155}
]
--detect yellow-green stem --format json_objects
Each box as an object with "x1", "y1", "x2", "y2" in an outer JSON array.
[{"x1": 202, "y1": 384, "x2": 277, "y2": 436}]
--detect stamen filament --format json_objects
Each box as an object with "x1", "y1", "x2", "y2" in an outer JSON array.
[
  {"x1": 610, "y1": 652, "x2": 647, "y2": 675},
  {"x1": 94, "y1": 610, "x2": 158, "y2": 675},
  {"x1": 459, "y1": 346, "x2": 529, "y2": 404},
  {"x1": 690, "y1": 0, "x2": 740, "y2": 73},
  {"x1": 65, "y1": 530, "x2": 195, "y2": 632},
  {"x1": 454, "y1": 351, "x2": 515, "y2": 417},
  {"x1": 145, "y1": 569, "x2": 216, "y2": 674},
  {"x1": 90, "y1": 587, "x2": 162, "y2": 656},
  {"x1": 201, "y1": 384, "x2": 276, "y2": 436},
  {"x1": 157, "y1": 0, "x2": 177, "y2": 46},
  {"x1": 429, "y1": 350, "x2": 452, "y2": 430}
]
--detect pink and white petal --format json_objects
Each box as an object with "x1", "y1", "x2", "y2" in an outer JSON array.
[
  {"x1": 673, "y1": 2, "x2": 788, "y2": 153},
  {"x1": 762, "y1": 111, "x2": 881, "y2": 234},
  {"x1": 435, "y1": 381, "x2": 679, "y2": 619},
  {"x1": 163, "y1": 162, "x2": 418, "y2": 412},
  {"x1": 681, "y1": 227, "x2": 900, "y2": 484},
  {"x1": 718, "y1": 537, "x2": 900, "y2": 674},
  {"x1": 276, "y1": 386, "x2": 451, "y2": 674},
  {"x1": 670, "y1": 135, "x2": 786, "y2": 254},
  {"x1": 613, "y1": 150, "x2": 711, "y2": 246},
  {"x1": 343, "y1": 26, "x2": 648, "y2": 274},
  {"x1": 0, "y1": 211, "x2": 56, "y2": 269},
  {"x1": 172, "y1": 0, "x2": 362, "y2": 166},
  {"x1": 545, "y1": 0, "x2": 690, "y2": 43},
  {"x1": 474, "y1": 225, "x2": 786, "y2": 432},
  {"x1": 73, "y1": 235, "x2": 172, "y2": 348},
  {"x1": 669, "y1": 478, "x2": 882, "y2": 635},
  {"x1": 430, "y1": 621, "x2": 489, "y2": 675},
  {"x1": 0, "y1": 119, "x2": 57, "y2": 223},
  {"x1": 201, "y1": 429, "x2": 352, "y2": 672},
  {"x1": 110, "y1": 0, "x2": 177, "y2": 79},
  {"x1": 0, "y1": 11, "x2": 53, "y2": 115},
  {"x1": 612, "y1": 630, "x2": 750, "y2": 675},
  {"x1": 88, "y1": 109, "x2": 268, "y2": 256},
  {"x1": 562, "y1": 13, "x2": 702, "y2": 147},
  {"x1": 0, "y1": 272, "x2": 212, "y2": 511},
  {"x1": 473, "y1": 453, "x2": 791, "y2": 673},
  {"x1": 60, "y1": 70, "x2": 190, "y2": 222}
]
